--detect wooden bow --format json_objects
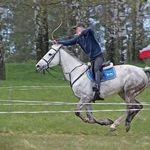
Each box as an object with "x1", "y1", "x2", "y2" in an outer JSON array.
[{"x1": 51, "y1": 19, "x2": 63, "y2": 40}]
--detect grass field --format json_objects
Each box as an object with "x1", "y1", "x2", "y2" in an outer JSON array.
[{"x1": 0, "y1": 63, "x2": 149, "y2": 150}]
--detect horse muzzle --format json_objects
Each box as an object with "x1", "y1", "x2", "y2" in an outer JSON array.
[{"x1": 35, "y1": 64, "x2": 46, "y2": 72}]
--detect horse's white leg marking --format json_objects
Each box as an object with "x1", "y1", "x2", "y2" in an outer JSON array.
[{"x1": 110, "y1": 114, "x2": 127, "y2": 130}]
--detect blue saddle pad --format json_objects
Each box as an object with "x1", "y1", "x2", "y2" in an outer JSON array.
[{"x1": 86, "y1": 67, "x2": 116, "y2": 81}]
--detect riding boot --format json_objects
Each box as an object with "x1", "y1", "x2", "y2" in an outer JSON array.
[
  {"x1": 91, "y1": 56, "x2": 104, "y2": 102},
  {"x1": 92, "y1": 83, "x2": 104, "y2": 102}
]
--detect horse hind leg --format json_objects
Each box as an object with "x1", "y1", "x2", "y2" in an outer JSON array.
[
  {"x1": 125, "y1": 98, "x2": 143, "y2": 132},
  {"x1": 125, "y1": 90, "x2": 144, "y2": 132},
  {"x1": 124, "y1": 78, "x2": 146, "y2": 132},
  {"x1": 110, "y1": 92, "x2": 127, "y2": 131}
]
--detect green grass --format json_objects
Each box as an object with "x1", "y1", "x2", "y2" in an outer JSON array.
[
  {"x1": 0, "y1": 63, "x2": 67, "y2": 86},
  {"x1": 0, "y1": 63, "x2": 149, "y2": 150}
]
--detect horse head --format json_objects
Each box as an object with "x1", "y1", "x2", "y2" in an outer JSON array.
[{"x1": 36, "y1": 44, "x2": 62, "y2": 72}]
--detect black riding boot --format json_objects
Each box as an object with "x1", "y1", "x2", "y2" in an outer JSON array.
[
  {"x1": 93, "y1": 72, "x2": 104, "y2": 102},
  {"x1": 92, "y1": 83, "x2": 104, "y2": 101},
  {"x1": 91, "y1": 55, "x2": 104, "y2": 102}
]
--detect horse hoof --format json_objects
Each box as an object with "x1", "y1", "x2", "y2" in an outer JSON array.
[
  {"x1": 125, "y1": 126, "x2": 130, "y2": 132},
  {"x1": 96, "y1": 118, "x2": 114, "y2": 126},
  {"x1": 110, "y1": 127, "x2": 117, "y2": 132},
  {"x1": 84, "y1": 118, "x2": 95, "y2": 124},
  {"x1": 110, "y1": 124, "x2": 117, "y2": 131},
  {"x1": 125, "y1": 122, "x2": 131, "y2": 132},
  {"x1": 105, "y1": 118, "x2": 114, "y2": 125}
]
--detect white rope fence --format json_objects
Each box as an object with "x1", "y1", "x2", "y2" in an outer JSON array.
[
  {"x1": 0, "y1": 100, "x2": 150, "y2": 106},
  {"x1": 0, "y1": 108, "x2": 150, "y2": 114},
  {"x1": 0, "y1": 100, "x2": 150, "y2": 114},
  {"x1": 0, "y1": 85, "x2": 70, "y2": 90},
  {"x1": 0, "y1": 86, "x2": 149, "y2": 114}
]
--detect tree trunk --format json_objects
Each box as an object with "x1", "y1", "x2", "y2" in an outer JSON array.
[
  {"x1": 69, "y1": 0, "x2": 89, "y2": 62},
  {"x1": 33, "y1": 0, "x2": 49, "y2": 62},
  {"x1": 0, "y1": 35, "x2": 6, "y2": 80},
  {"x1": 129, "y1": 0, "x2": 144, "y2": 62},
  {"x1": 104, "y1": 0, "x2": 119, "y2": 64},
  {"x1": 117, "y1": 0, "x2": 128, "y2": 64}
]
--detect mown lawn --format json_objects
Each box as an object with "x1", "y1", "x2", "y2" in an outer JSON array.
[{"x1": 0, "y1": 63, "x2": 149, "y2": 150}]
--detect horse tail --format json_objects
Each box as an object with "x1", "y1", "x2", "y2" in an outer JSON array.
[
  {"x1": 144, "y1": 66, "x2": 150, "y2": 84},
  {"x1": 144, "y1": 66, "x2": 150, "y2": 72}
]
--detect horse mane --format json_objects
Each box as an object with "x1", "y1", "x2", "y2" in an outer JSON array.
[{"x1": 62, "y1": 46, "x2": 83, "y2": 64}]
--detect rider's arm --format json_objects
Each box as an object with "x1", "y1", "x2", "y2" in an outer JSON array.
[
  {"x1": 58, "y1": 36, "x2": 78, "y2": 46},
  {"x1": 80, "y1": 27, "x2": 93, "y2": 36}
]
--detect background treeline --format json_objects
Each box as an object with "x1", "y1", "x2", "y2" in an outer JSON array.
[{"x1": 0, "y1": 0, "x2": 150, "y2": 79}]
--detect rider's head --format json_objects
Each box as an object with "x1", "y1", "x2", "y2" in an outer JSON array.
[{"x1": 72, "y1": 22, "x2": 85, "y2": 35}]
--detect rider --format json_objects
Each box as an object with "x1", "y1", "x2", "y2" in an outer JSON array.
[{"x1": 53, "y1": 23, "x2": 104, "y2": 100}]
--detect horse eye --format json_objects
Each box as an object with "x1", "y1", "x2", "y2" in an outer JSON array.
[{"x1": 49, "y1": 53, "x2": 52, "y2": 56}]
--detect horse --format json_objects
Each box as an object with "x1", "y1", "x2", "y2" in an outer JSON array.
[{"x1": 35, "y1": 44, "x2": 150, "y2": 132}]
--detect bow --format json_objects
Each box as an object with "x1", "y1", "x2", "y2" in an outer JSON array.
[{"x1": 51, "y1": 19, "x2": 63, "y2": 40}]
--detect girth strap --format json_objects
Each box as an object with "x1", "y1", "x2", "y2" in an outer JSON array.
[{"x1": 70, "y1": 67, "x2": 89, "y2": 87}]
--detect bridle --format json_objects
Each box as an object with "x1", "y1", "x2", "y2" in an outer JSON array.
[{"x1": 42, "y1": 46, "x2": 62, "y2": 69}]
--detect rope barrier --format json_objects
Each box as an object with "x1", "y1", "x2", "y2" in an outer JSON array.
[
  {"x1": 0, "y1": 100, "x2": 150, "y2": 106},
  {"x1": 0, "y1": 85, "x2": 69, "y2": 89},
  {"x1": 0, "y1": 108, "x2": 150, "y2": 114},
  {"x1": 0, "y1": 102, "x2": 150, "y2": 106}
]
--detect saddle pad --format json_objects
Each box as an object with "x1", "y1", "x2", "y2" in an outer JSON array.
[{"x1": 86, "y1": 67, "x2": 116, "y2": 81}]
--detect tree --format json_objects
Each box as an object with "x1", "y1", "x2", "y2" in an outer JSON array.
[
  {"x1": 103, "y1": 0, "x2": 129, "y2": 64},
  {"x1": 0, "y1": 20, "x2": 6, "y2": 80},
  {"x1": 33, "y1": 0, "x2": 49, "y2": 62},
  {"x1": 128, "y1": 0, "x2": 145, "y2": 62},
  {"x1": 104, "y1": 0, "x2": 119, "y2": 64},
  {"x1": 0, "y1": 0, "x2": 150, "y2": 64}
]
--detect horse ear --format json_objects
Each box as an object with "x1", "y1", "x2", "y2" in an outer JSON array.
[{"x1": 51, "y1": 44, "x2": 62, "y2": 50}]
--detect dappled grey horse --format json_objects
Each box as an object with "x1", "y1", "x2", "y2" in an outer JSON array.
[{"x1": 36, "y1": 44, "x2": 150, "y2": 132}]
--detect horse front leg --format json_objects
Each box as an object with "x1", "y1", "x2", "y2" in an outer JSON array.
[
  {"x1": 75, "y1": 99, "x2": 89, "y2": 123},
  {"x1": 85, "y1": 104, "x2": 114, "y2": 125},
  {"x1": 85, "y1": 104, "x2": 96, "y2": 124},
  {"x1": 75, "y1": 98, "x2": 113, "y2": 125}
]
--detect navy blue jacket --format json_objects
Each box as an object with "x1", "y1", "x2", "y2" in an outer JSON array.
[{"x1": 58, "y1": 28, "x2": 102, "y2": 60}]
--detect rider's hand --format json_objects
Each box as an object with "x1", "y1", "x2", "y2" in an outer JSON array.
[{"x1": 52, "y1": 40, "x2": 58, "y2": 44}]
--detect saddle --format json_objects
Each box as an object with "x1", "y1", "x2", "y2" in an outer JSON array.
[
  {"x1": 87, "y1": 60, "x2": 112, "y2": 68},
  {"x1": 102, "y1": 61, "x2": 112, "y2": 68},
  {"x1": 86, "y1": 61, "x2": 116, "y2": 81}
]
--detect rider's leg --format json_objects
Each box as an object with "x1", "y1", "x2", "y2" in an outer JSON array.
[{"x1": 92, "y1": 55, "x2": 104, "y2": 100}]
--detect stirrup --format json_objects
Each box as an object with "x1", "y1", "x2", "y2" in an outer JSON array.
[
  {"x1": 92, "y1": 84, "x2": 100, "y2": 92},
  {"x1": 92, "y1": 91, "x2": 104, "y2": 102}
]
